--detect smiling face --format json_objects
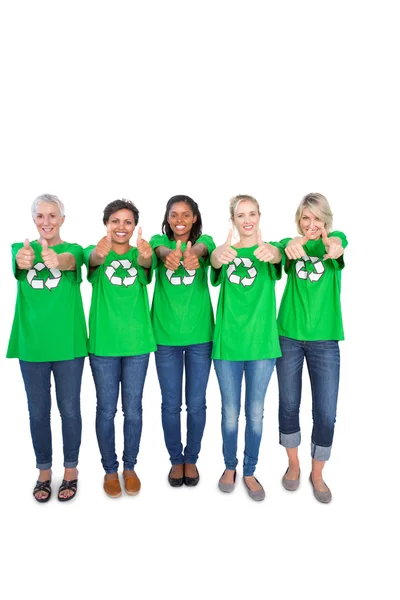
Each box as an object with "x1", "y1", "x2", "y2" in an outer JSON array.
[
  {"x1": 167, "y1": 201, "x2": 197, "y2": 241},
  {"x1": 232, "y1": 199, "x2": 260, "y2": 239},
  {"x1": 34, "y1": 202, "x2": 65, "y2": 245},
  {"x1": 107, "y1": 208, "x2": 136, "y2": 245},
  {"x1": 300, "y1": 207, "x2": 324, "y2": 239}
]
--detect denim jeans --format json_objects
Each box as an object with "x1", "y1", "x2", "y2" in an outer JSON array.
[
  {"x1": 213, "y1": 359, "x2": 276, "y2": 477},
  {"x1": 89, "y1": 353, "x2": 150, "y2": 473},
  {"x1": 19, "y1": 358, "x2": 85, "y2": 470},
  {"x1": 155, "y1": 342, "x2": 212, "y2": 465},
  {"x1": 276, "y1": 336, "x2": 340, "y2": 461}
]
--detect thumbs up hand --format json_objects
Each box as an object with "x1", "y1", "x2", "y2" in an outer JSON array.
[
  {"x1": 253, "y1": 230, "x2": 275, "y2": 262},
  {"x1": 285, "y1": 228, "x2": 313, "y2": 260},
  {"x1": 321, "y1": 228, "x2": 344, "y2": 260},
  {"x1": 41, "y1": 239, "x2": 60, "y2": 269},
  {"x1": 95, "y1": 223, "x2": 113, "y2": 259},
  {"x1": 16, "y1": 238, "x2": 35, "y2": 270},
  {"x1": 165, "y1": 239, "x2": 183, "y2": 271},
  {"x1": 183, "y1": 241, "x2": 200, "y2": 270},
  {"x1": 211, "y1": 230, "x2": 238, "y2": 268},
  {"x1": 136, "y1": 227, "x2": 153, "y2": 260}
]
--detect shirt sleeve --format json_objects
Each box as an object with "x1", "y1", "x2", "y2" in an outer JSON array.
[
  {"x1": 136, "y1": 248, "x2": 158, "y2": 285},
  {"x1": 83, "y1": 245, "x2": 100, "y2": 283},
  {"x1": 195, "y1": 235, "x2": 217, "y2": 267},
  {"x1": 267, "y1": 242, "x2": 284, "y2": 280},
  {"x1": 11, "y1": 243, "x2": 26, "y2": 280},
  {"x1": 329, "y1": 230, "x2": 348, "y2": 249},
  {"x1": 210, "y1": 264, "x2": 224, "y2": 287}
]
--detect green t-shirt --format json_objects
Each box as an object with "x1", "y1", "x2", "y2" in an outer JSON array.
[
  {"x1": 150, "y1": 234, "x2": 215, "y2": 346},
  {"x1": 7, "y1": 241, "x2": 88, "y2": 362},
  {"x1": 84, "y1": 246, "x2": 157, "y2": 356},
  {"x1": 277, "y1": 231, "x2": 348, "y2": 341},
  {"x1": 211, "y1": 244, "x2": 283, "y2": 361}
]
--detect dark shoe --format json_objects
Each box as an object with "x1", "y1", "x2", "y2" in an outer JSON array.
[
  {"x1": 282, "y1": 467, "x2": 300, "y2": 491},
  {"x1": 309, "y1": 474, "x2": 332, "y2": 504},
  {"x1": 168, "y1": 467, "x2": 184, "y2": 487},
  {"x1": 58, "y1": 479, "x2": 78, "y2": 502},
  {"x1": 33, "y1": 479, "x2": 52, "y2": 503},
  {"x1": 218, "y1": 470, "x2": 236, "y2": 493},
  {"x1": 243, "y1": 476, "x2": 265, "y2": 501},
  {"x1": 184, "y1": 465, "x2": 199, "y2": 487}
]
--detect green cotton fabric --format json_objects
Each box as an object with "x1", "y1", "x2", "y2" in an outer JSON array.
[
  {"x1": 149, "y1": 234, "x2": 215, "y2": 346},
  {"x1": 7, "y1": 241, "x2": 88, "y2": 362},
  {"x1": 84, "y1": 246, "x2": 156, "y2": 356},
  {"x1": 211, "y1": 243, "x2": 283, "y2": 361},
  {"x1": 277, "y1": 231, "x2": 348, "y2": 341}
]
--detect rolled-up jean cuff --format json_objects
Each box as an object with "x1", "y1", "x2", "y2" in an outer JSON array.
[
  {"x1": 37, "y1": 461, "x2": 52, "y2": 470},
  {"x1": 311, "y1": 442, "x2": 331, "y2": 461},
  {"x1": 64, "y1": 460, "x2": 79, "y2": 469},
  {"x1": 279, "y1": 431, "x2": 301, "y2": 448}
]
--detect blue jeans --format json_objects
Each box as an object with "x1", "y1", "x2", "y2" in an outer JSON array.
[
  {"x1": 89, "y1": 353, "x2": 150, "y2": 473},
  {"x1": 276, "y1": 336, "x2": 340, "y2": 461},
  {"x1": 213, "y1": 359, "x2": 276, "y2": 476},
  {"x1": 19, "y1": 358, "x2": 85, "y2": 470},
  {"x1": 155, "y1": 342, "x2": 212, "y2": 465}
]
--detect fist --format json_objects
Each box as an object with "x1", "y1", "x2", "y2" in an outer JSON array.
[
  {"x1": 137, "y1": 227, "x2": 153, "y2": 260},
  {"x1": 41, "y1": 239, "x2": 60, "y2": 269},
  {"x1": 165, "y1": 240, "x2": 183, "y2": 271},
  {"x1": 183, "y1": 241, "x2": 200, "y2": 270},
  {"x1": 16, "y1": 239, "x2": 35, "y2": 270}
]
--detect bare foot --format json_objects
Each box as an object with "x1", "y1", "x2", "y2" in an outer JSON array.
[
  {"x1": 34, "y1": 469, "x2": 52, "y2": 501},
  {"x1": 58, "y1": 467, "x2": 78, "y2": 500},
  {"x1": 243, "y1": 476, "x2": 263, "y2": 492},
  {"x1": 220, "y1": 469, "x2": 236, "y2": 485}
]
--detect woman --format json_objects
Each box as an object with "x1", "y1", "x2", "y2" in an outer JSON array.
[
  {"x1": 277, "y1": 192, "x2": 346, "y2": 503},
  {"x1": 211, "y1": 194, "x2": 283, "y2": 501},
  {"x1": 150, "y1": 195, "x2": 215, "y2": 487},
  {"x1": 7, "y1": 193, "x2": 87, "y2": 502},
  {"x1": 85, "y1": 199, "x2": 156, "y2": 498}
]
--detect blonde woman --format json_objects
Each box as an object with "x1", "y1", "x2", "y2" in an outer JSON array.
[{"x1": 277, "y1": 193, "x2": 347, "y2": 503}]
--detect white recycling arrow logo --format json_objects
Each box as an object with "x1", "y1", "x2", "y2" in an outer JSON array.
[
  {"x1": 27, "y1": 262, "x2": 62, "y2": 290},
  {"x1": 296, "y1": 255, "x2": 325, "y2": 282},
  {"x1": 105, "y1": 259, "x2": 137, "y2": 286},
  {"x1": 227, "y1": 257, "x2": 258, "y2": 286},
  {"x1": 166, "y1": 260, "x2": 196, "y2": 286}
]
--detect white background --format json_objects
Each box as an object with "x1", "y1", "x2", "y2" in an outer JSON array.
[{"x1": 0, "y1": 1, "x2": 398, "y2": 599}]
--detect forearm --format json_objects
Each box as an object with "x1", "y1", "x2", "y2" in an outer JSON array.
[
  {"x1": 191, "y1": 242, "x2": 208, "y2": 259},
  {"x1": 155, "y1": 246, "x2": 172, "y2": 263},
  {"x1": 89, "y1": 250, "x2": 106, "y2": 267},
  {"x1": 270, "y1": 245, "x2": 283, "y2": 264},
  {"x1": 210, "y1": 250, "x2": 223, "y2": 269},
  {"x1": 57, "y1": 253, "x2": 77, "y2": 271},
  {"x1": 138, "y1": 255, "x2": 152, "y2": 268}
]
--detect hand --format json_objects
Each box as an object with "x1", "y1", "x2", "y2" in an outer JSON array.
[
  {"x1": 136, "y1": 227, "x2": 152, "y2": 259},
  {"x1": 41, "y1": 239, "x2": 60, "y2": 269},
  {"x1": 16, "y1": 238, "x2": 35, "y2": 270},
  {"x1": 253, "y1": 230, "x2": 275, "y2": 262},
  {"x1": 95, "y1": 224, "x2": 112, "y2": 259},
  {"x1": 212, "y1": 230, "x2": 238, "y2": 265},
  {"x1": 183, "y1": 241, "x2": 200, "y2": 270},
  {"x1": 321, "y1": 228, "x2": 344, "y2": 260},
  {"x1": 165, "y1": 240, "x2": 182, "y2": 271},
  {"x1": 284, "y1": 229, "x2": 313, "y2": 260}
]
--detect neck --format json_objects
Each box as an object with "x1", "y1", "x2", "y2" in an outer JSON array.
[
  {"x1": 237, "y1": 234, "x2": 257, "y2": 248},
  {"x1": 174, "y1": 232, "x2": 190, "y2": 243},
  {"x1": 112, "y1": 242, "x2": 130, "y2": 255},
  {"x1": 39, "y1": 236, "x2": 62, "y2": 246}
]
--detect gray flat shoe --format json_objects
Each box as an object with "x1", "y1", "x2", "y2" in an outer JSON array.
[
  {"x1": 243, "y1": 476, "x2": 265, "y2": 501},
  {"x1": 218, "y1": 470, "x2": 236, "y2": 493},
  {"x1": 309, "y1": 474, "x2": 332, "y2": 503},
  {"x1": 282, "y1": 467, "x2": 300, "y2": 491}
]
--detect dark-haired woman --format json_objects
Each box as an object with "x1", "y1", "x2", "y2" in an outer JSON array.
[
  {"x1": 85, "y1": 199, "x2": 156, "y2": 498},
  {"x1": 150, "y1": 195, "x2": 215, "y2": 487}
]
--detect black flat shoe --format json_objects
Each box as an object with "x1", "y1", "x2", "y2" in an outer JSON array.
[
  {"x1": 168, "y1": 468, "x2": 184, "y2": 487},
  {"x1": 184, "y1": 465, "x2": 199, "y2": 487}
]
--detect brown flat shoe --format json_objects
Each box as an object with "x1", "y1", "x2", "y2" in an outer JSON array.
[
  {"x1": 123, "y1": 470, "x2": 141, "y2": 496},
  {"x1": 104, "y1": 474, "x2": 122, "y2": 498}
]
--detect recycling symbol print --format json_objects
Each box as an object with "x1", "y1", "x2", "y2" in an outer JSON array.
[
  {"x1": 27, "y1": 262, "x2": 62, "y2": 290},
  {"x1": 105, "y1": 259, "x2": 137, "y2": 286},
  {"x1": 166, "y1": 260, "x2": 196, "y2": 286},
  {"x1": 296, "y1": 255, "x2": 325, "y2": 282},
  {"x1": 227, "y1": 257, "x2": 258, "y2": 287}
]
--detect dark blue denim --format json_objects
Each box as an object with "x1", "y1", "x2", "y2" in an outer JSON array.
[
  {"x1": 19, "y1": 358, "x2": 84, "y2": 470},
  {"x1": 276, "y1": 336, "x2": 340, "y2": 461},
  {"x1": 89, "y1": 353, "x2": 150, "y2": 473},
  {"x1": 155, "y1": 342, "x2": 212, "y2": 465},
  {"x1": 213, "y1": 359, "x2": 276, "y2": 476}
]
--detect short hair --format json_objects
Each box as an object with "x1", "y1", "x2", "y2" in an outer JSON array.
[
  {"x1": 295, "y1": 193, "x2": 333, "y2": 234},
  {"x1": 31, "y1": 194, "x2": 65, "y2": 218},
  {"x1": 229, "y1": 195, "x2": 260, "y2": 220},
  {"x1": 161, "y1": 195, "x2": 203, "y2": 244},
  {"x1": 103, "y1": 199, "x2": 139, "y2": 225}
]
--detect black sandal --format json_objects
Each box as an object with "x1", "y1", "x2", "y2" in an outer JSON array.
[
  {"x1": 33, "y1": 479, "x2": 52, "y2": 503},
  {"x1": 58, "y1": 479, "x2": 78, "y2": 502}
]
